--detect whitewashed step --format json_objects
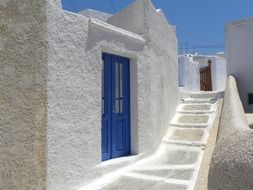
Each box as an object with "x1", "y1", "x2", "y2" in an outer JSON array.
[
  {"x1": 190, "y1": 92, "x2": 216, "y2": 99},
  {"x1": 189, "y1": 91, "x2": 224, "y2": 99},
  {"x1": 163, "y1": 127, "x2": 208, "y2": 147},
  {"x1": 139, "y1": 144, "x2": 202, "y2": 166},
  {"x1": 129, "y1": 168, "x2": 194, "y2": 181},
  {"x1": 171, "y1": 114, "x2": 210, "y2": 127},
  {"x1": 170, "y1": 123, "x2": 209, "y2": 129},
  {"x1": 177, "y1": 110, "x2": 213, "y2": 114},
  {"x1": 181, "y1": 98, "x2": 215, "y2": 104},
  {"x1": 101, "y1": 174, "x2": 189, "y2": 190},
  {"x1": 163, "y1": 140, "x2": 206, "y2": 147},
  {"x1": 177, "y1": 103, "x2": 215, "y2": 114}
]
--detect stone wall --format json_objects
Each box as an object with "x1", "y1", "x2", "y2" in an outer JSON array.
[
  {"x1": 208, "y1": 76, "x2": 253, "y2": 190},
  {"x1": 0, "y1": 0, "x2": 48, "y2": 189}
]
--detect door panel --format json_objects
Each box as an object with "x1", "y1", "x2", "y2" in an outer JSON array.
[
  {"x1": 102, "y1": 53, "x2": 131, "y2": 161},
  {"x1": 200, "y1": 61, "x2": 212, "y2": 91},
  {"x1": 116, "y1": 120, "x2": 124, "y2": 150}
]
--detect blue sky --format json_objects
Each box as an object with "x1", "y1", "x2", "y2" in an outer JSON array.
[{"x1": 61, "y1": 0, "x2": 253, "y2": 54}]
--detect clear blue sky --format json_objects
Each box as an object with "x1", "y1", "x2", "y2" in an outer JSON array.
[{"x1": 61, "y1": 0, "x2": 253, "y2": 54}]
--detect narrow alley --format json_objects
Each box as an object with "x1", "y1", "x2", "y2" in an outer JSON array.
[{"x1": 3, "y1": 0, "x2": 253, "y2": 189}]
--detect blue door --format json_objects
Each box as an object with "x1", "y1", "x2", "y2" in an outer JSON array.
[{"x1": 102, "y1": 53, "x2": 131, "y2": 161}]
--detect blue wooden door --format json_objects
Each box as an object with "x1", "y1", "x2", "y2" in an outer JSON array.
[{"x1": 102, "y1": 53, "x2": 131, "y2": 161}]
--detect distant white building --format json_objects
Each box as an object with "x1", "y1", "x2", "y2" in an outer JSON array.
[
  {"x1": 1, "y1": 0, "x2": 179, "y2": 189},
  {"x1": 178, "y1": 55, "x2": 200, "y2": 91},
  {"x1": 226, "y1": 17, "x2": 253, "y2": 112},
  {"x1": 179, "y1": 54, "x2": 226, "y2": 92}
]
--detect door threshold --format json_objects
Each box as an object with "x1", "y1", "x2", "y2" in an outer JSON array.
[{"x1": 97, "y1": 154, "x2": 142, "y2": 168}]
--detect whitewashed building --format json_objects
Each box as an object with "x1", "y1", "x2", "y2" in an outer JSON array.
[
  {"x1": 226, "y1": 17, "x2": 253, "y2": 112},
  {"x1": 1, "y1": 0, "x2": 179, "y2": 189},
  {"x1": 179, "y1": 54, "x2": 226, "y2": 92},
  {"x1": 178, "y1": 55, "x2": 200, "y2": 91},
  {"x1": 209, "y1": 17, "x2": 253, "y2": 189}
]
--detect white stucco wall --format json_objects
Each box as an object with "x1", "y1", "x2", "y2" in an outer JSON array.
[
  {"x1": 46, "y1": 5, "x2": 147, "y2": 189},
  {"x1": 107, "y1": 0, "x2": 145, "y2": 35},
  {"x1": 178, "y1": 55, "x2": 200, "y2": 91},
  {"x1": 2, "y1": 0, "x2": 179, "y2": 189},
  {"x1": 45, "y1": 0, "x2": 179, "y2": 189},
  {"x1": 46, "y1": 3, "x2": 100, "y2": 189},
  {"x1": 134, "y1": 0, "x2": 179, "y2": 153},
  {"x1": 215, "y1": 56, "x2": 226, "y2": 90},
  {"x1": 226, "y1": 17, "x2": 253, "y2": 112},
  {"x1": 178, "y1": 58, "x2": 185, "y2": 87},
  {"x1": 79, "y1": 9, "x2": 112, "y2": 22}
]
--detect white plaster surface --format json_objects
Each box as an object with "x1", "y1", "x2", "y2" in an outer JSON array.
[
  {"x1": 2, "y1": 0, "x2": 179, "y2": 189},
  {"x1": 209, "y1": 76, "x2": 253, "y2": 190},
  {"x1": 214, "y1": 56, "x2": 227, "y2": 90},
  {"x1": 1, "y1": 0, "x2": 178, "y2": 189},
  {"x1": 107, "y1": 0, "x2": 146, "y2": 35},
  {"x1": 226, "y1": 18, "x2": 253, "y2": 112},
  {"x1": 178, "y1": 55, "x2": 200, "y2": 91},
  {"x1": 79, "y1": 9, "x2": 112, "y2": 22}
]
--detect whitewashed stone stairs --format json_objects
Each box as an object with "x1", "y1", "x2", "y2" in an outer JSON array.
[{"x1": 81, "y1": 93, "x2": 218, "y2": 190}]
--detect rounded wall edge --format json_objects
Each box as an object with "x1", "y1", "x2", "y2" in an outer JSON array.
[{"x1": 208, "y1": 76, "x2": 253, "y2": 190}]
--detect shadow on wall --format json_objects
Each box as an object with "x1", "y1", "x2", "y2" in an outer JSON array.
[{"x1": 208, "y1": 76, "x2": 253, "y2": 190}]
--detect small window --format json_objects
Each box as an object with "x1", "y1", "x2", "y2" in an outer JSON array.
[{"x1": 248, "y1": 93, "x2": 253, "y2": 105}]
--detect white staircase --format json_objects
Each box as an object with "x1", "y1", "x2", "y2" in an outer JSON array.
[
  {"x1": 155, "y1": 93, "x2": 216, "y2": 190},
  {"x1": 81, "y1": 93, "x2": 219, "y2": 190}
]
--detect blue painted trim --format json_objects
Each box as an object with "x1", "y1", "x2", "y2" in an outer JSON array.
[{"x1": 102, "y1": 53, "x2": 131, "y2": 161}]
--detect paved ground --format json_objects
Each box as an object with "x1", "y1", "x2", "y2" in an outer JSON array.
[
  {"x1": 245, "y1": 113, "x2": 253, "y2": 128},
  {"x1": 82, "y1": 94, "x2": 220, "y2": 190}
]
